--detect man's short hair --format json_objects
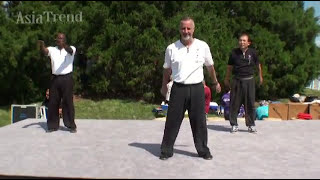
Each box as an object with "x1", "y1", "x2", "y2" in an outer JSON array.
[
  {"x1": 239, "y1": 32, "x2": 251, "y2": 43},
  {"x1": 180, "y1": 16, "x2": 195, "y2": 28},
  {"x1": 181, "y1": 16, "x2": 194, "y2": 22}
]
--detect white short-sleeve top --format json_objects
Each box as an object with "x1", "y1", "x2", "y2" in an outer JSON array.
[
  {"x1": 47, "y1": 46, "x2": 76, "y2": 75},
  {"x1": 163, "y1": 39, "x2": 214, "y2": 84}
]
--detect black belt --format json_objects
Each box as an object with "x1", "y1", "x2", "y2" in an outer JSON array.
[
  {"x1": 234, "y1": 76, "x2": 253, "y2": 80},
  {"x1": 52, "y1": 72, "x2": 72, "y2": 77},
  {"x1": 173, "y1": 82, "x2": 202, "y2": 86}
]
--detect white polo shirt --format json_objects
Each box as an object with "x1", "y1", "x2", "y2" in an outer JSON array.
[
  {"x1": 163, "y1": 38, "x2": 214, "y2": 84},
  {"x1": 47, "y1": 46, "x2": 76, "y2": 75}
]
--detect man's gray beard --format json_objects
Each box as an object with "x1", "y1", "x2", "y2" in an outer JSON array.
[{"x1": 181, "y1": 35, "x2": 191, "y2": 41}]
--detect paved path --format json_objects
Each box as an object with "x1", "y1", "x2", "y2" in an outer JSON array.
[{"x1": 0, "y1": 119, "x2": 319, "y2": 179}]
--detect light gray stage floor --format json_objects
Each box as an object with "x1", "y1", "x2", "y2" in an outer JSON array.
[{"x1": 0, "y1": 118, "x2": 319, "y2": 179}]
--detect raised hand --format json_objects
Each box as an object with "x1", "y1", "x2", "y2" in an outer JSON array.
[{"x1": 38, "y1": 40, "x2": 45, "y2": 46}]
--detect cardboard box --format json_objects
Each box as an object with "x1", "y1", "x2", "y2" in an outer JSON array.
[
  {"x1": 268, "y1": 103, "x2": 288, "y2": 120},
  {"x1": 309, "y1": 104, "x2": 320, "y2": 120},
  {"x1": 287, "y1": 103, "x2": 309, "y2": 120}
]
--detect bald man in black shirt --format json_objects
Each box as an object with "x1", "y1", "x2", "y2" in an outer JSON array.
[{"x1": 224, "y1": 32, "x2": 263, "y2": 133}]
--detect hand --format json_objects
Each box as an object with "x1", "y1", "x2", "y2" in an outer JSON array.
[
  {"x1": 260, "y1": 77, "x2": 263, "y2": 86},
  {"x1": 59, "y1": 108, "x2": 62, "y2": 118},
  {"x1": 160, "y1": 85, "x2": 168, "y2": 97},
  {"x1": 62, "y1": 41, "x2": 68, "y2": 48},
  {"x1": 214, "y1": 82, "x2": 221, "y2": 93},
  {"x1": 38, "y1": 40, "x2": 45, "y2": 46}
]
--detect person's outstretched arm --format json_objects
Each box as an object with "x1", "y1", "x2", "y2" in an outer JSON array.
[
  {"x1": 62, "y1": 41, "x2": 74, "y2": 55},
  {"x1": 38, "y1": 40, "x2": 49, "y2": 56}
]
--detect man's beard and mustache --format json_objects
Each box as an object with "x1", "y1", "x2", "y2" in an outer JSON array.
[{"x1": 181, "y1": 34, "x2": 192, "y2": 41}]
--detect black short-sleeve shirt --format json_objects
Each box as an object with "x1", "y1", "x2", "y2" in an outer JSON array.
[{"x1": 228, "y1": 48, "x2": 260, "y2": 78}]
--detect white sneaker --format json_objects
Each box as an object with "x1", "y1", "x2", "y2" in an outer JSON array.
[
  {"x1": 248, "y1": 126, "x2": 257, "y2": 133},
  {"x1": 230, "y1": 125, "x2": 238, "y2": 133}
]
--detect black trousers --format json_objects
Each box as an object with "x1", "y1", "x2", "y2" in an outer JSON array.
[
  {"x1": 47, "y1": 73, "x2": 76, "y2": 130},
  {"x1": 160, "y1": 82, "x2": 210, "y2": 157},
  {"x1": 229, "y1": 77, "x2": 255, "y2": 127}
]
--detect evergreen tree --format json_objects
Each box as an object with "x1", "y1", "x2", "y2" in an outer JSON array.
[{"x1": 0, "y1": 1, "x2": 319, "y2": 105}]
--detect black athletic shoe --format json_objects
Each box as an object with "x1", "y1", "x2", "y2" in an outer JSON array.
[
  {"x1": 159, "y1": 153, "x2": 172, "y2": 160},
  {"x1": 200, "y1": 153, "x2": 213, "y2": 160},
  {"x1": 46, "y1": 129, "x2": 58, "y2": 133},
  {"x1": 70, "y1": 128, "x2": 77, "y2": 133}
]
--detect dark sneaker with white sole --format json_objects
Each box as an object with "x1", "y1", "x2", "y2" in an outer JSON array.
[
  {"x1": 248, "y1": 126, "x2": 257, "y2": 133},
  {"x1": 70, "y1": 128, "x2": 77, "y2": 133},
  {"x1": 230, "y1": 125, "x2": 239, "y2": 133},
  {"x1": 199, "y1": 153, "x2": 213, "y2": 160},
  {"x1": 159, "y1": 153, "x2": 173, "y2": 160}
]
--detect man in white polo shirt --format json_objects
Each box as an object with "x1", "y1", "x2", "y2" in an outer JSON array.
[
  {"x1": 159, "y1": 17, "x2": 221, "y2": 160},
  {"x1": 38, "y1": 33, "x2": 77, "y2": 133}
]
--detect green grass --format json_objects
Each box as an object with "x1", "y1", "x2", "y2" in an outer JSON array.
[
  {"x1": 302, "y1": 88, "x2": 320, "y2": 97},
  {"x1": 277, "y1": 98, "x2": 290, "y2": 103},
  {"x1": 0, "y1": 99, "x2": 160, "y2": 128},
  {"x1": 0, "y1": 106, "x2": 11, "y2": 127},
  {"x1": 2, "y1": 88, "x2": 317, "y2": 127},
  {"x1": 74, "y1": 98, "x2": 159, "y2": 120}
]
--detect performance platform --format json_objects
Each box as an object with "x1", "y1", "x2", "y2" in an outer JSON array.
[{"x1": 0, "y1": 119, "x2": 319, "y2": 178}]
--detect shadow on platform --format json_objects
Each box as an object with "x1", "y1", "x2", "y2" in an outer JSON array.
[{"x1": 129, "y1": 142, "x2": 198, "y2": 157}]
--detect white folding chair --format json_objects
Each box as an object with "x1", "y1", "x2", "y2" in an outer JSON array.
[{"x1": 40, "y1": 106, "x2": 48, "y2": 120}]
